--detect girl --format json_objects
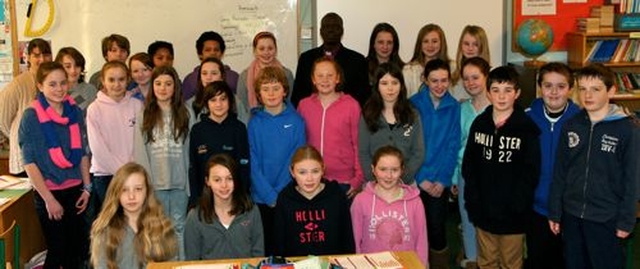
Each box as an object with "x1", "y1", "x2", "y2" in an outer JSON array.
[
  {"x1": 0, "y1": 38, "x2": 51, "y2": 176},
  {"x1": 19, "y1": 61, "x2": 90, "y2": 268},
  {"x1": 90, "y1": 162, "x2": 177, "y2": 269},
  {"x1": 128, "y1": 52, "x2": 153, "y2": 101},
  {"x1": 189, "y1": 81, "x2": 250, "y2": 208},
  {"x1": 189, "y1": 57, "x2": 226, "y2": 118},
  {"x1": 237, "y1": 32, "x2": 294, "y2": 125},
  {"x1": 184, "y1": 154, "x2": 263, "y2": 260},
  {"x1": 403, "y1": 24, "x2": 451, "y2": 97},
  {"x1": 298, "y1": 58, "x2": 363, "y2": 198},
  {"x1": 351, "y1": 145, "x2": 428, "y2": 266},
  {"x1": 453, "y1": 57, "x2": 491, "y2": 269},
  {"x1": 134, "y1": 66, "x2": 192, "y2": 259},
  {"x1": 409, "y1": 58, "x2": 460, "y2": 268},
  {"x1": 55, "y1": 47, "x2": 98, "y2": 114},
  {"x1": 248, "y1": 66, "x2": 306, "y2": 255},
  {"x1": 366, "y1": 23, "x2": 405, "y2": 86},
  {"x1": 87, "y1": 61, "x2": 143, "y2": 212},
  {"x1": 450, "y1": 25, "x2": 491, "y2": 101},
  {"x1": 359, "y1": 62, "x2": 424, "y2": 185},
  {"x1": 274, "y1": 145, "x2": 354, "y2": 256}
]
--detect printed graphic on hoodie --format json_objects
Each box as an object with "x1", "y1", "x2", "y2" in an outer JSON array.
[
  {"x1": 474, "y1": 132, "x2": 521, "y2": 163},
  {"x1": 368, "y1": 210, "x2": 411, "y2": 248},
  {"x1": 295, "y1": 209, "x2": 327, "y2": 243}
]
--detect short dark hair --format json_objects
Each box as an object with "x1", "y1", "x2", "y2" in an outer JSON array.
[
  {"x1": 28, "y1": 38, "x2": 52, "y2": 55},
  {"x1": 196, "y1": 31, "x2": 226, "y2": 55},
  {"x1": 487, "y1": 65, "x2": 520, "y2": 91},
  {"x1": 101, "y1": 34, "x2": 130, "y2": 58},
  {"x1": 148, "y1": 41, "x2": 174, "y2": 58},
  {"x1": 576, "y1": 63, "x2": 616, "y2": 90},
  {"x1": 55, "y1": 47, "x2": 86, "y2": 82},
  {"x1": 423, "y1": 58, "x2": 451, "y2": 79},
  {"x1": 537, "y1": 62, "x2": 574, "y2": 88}
]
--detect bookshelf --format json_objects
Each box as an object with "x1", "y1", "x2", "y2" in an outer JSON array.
[{"x1": 566, "y1": 31, "x2": 640, "y2": 111}]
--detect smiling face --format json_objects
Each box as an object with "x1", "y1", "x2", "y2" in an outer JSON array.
[
  {"x1": 39, "y1": 69, "x2": 69, "y2": 108},
  {"x1": 462, "y1": 64, "x2": 487, "y2": 97},
  {"x1": 258, "y1": 81, "x2": 286, "y2": 110},
  {"x1": 488, "y1": 82, "x2": 520, "y2": 115},
  {"x1": 540, "y1": 72, "x2": 572, "y2": 113},
  {"x1": 312, "y1": 61, "x2": 340, "y2": 95},
  {"x1": 152, "y1": 48, "x2": 174, "y2": 68},
  {"x1": 421, "y1": 31, "x2": 441, "y2": 61},
  {"x1": 426, "y1": 69, "x2": 450, "y2": 100},
  {"x1": 372, "y1": 155, "x2": 403, "y2": 191},
  {"x1": 290, "y1": 159, "x2": 324, "y2": 198},
  {"x1": 107, "y1": 42, "x2": 129, "y2": 63},
  {"x1": 374, "y1": 31, "x2": 394, "y2": 63},
  {"x1": 153, "y1": 74, "x2": 176, "y2": 104},
  {"x1": 378, "y1": 73, "x2": 401, "y2": 104},
  {"x1": 206, "y1": 164, "x2": 235, "y2": 202},
  {"x1": 461, "y1": 33, "x2": 480, "y2": 59},
  {"x1": 578, "y1": 77, "x2": 614, "y2": 117},
  {"x1": 200, "y1": 61, "x2": 223, "y2": 87},
  {"x1": 29, "y1": 47, "x2": 52, "y2": 72},
  {"x1": 60, "y1": 55, "x2": 81, "y2": 85},
  {"x1": 208, "y1": 92, "x2": 230, "y2": 123},
  {"x1": 200, "y1": 40, "x2": 223, "y2": 60},
  {"x1": 254, "y1": 37, "x2": 277, "y2": 66},
  {"x1": 103, "y1": 66, "x2": 128, "y2": 101},
  {"x1": 119, "y1": 172, "x2": 147, "y2": 218},
  {"x1": 130, "y1": 59, "x2": 152, "y2": 86}
]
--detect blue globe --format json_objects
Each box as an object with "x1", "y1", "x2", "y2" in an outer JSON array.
[{"x1": 516, "y1": 19, "x2": 554, "y2": 58}]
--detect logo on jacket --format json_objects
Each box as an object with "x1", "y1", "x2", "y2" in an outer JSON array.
[
  {"x1": 197, "y1": 145, "x2": 208, "y2": 155},
  {"x1": 295, "y1": 209, "x2": 326, "y2": 243},
  {"x1": 369, "y1": 210, "x2": 411, "y2": 248},
  {"x1": 128, "y1": 117, "x2": 136, "y2": 127},
  {"x1": 284, "y1": 124, "x2": 293, "y2": 128},
  {"x1": 403, "y1": 124, "x2": 413, "y2": 137},
  {"x1": 568, "y1": 132, "x2": 580, "y2": 148},
  {"x1": 600, "y1": 134, "x2": 618, "y2": 153}
]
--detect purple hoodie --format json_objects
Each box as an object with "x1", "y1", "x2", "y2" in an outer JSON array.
[{"x1": 350, "y1": 182, "x2": 428, "y2": 266}]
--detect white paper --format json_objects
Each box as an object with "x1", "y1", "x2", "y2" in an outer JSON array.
[
  {"x1": 175, "y1": 263, "x2": 237, "y2": 269},
  {"x1": 522, "y1": 0, "x2": 557, "y2": 15}
]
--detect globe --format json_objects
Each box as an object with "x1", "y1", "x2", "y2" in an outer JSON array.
[{"x1": 516, "y1": 19, "x2": 554, "y2": 61}]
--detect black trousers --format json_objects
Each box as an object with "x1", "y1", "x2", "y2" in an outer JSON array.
[
  {"x1": 525, "y1": 211, "x2": 564, "y2": 269},
  {"x1": 420, "y1": 189, "x2": 449, "y2": 251},
  {"x1": 562, "y1": 213, "x2": 625, "y2": 269}
]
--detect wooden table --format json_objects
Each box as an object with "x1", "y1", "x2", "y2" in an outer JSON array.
[
  {"x1": 0, "y1": 189, "x2": 46, "y2": 266},
  {"x1": 148, "y1": 250, "x2": 426, "y2": 269}
]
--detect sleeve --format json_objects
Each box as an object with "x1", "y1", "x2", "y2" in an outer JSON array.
[
  {"x1": 285, "y1": 68, "x2": 295, "y2": 103},
  {"x1": 236, "y1": 70, "x2": 250, "y2": 124},
  {"x1": 248, "y1": 121, "x2": 278, "y2": 205},
  {"x1": 18, "y1": 109, "x2": 37, "y2": 165},
  {"x1": 133, "y1": 113, "x2": 152, "y2": 173},
  {"x1": 92, "y1": 233, "x2": 109, "y2": 269},
  {"x1": 0, "y1": 78, "x2": 22, "y2": 137},
  {"x1": 183, "y1": 209, "x2": 202, "y2": 260},
  {"x1": 413, "y1": 196, "x2": 429, "y2": 266},
  {"x1": 520, "y1": 131, "x2": 541, "y2": 213},
  {"x1": 188, "y1": 129, "x2": 201, "y2": 208},
  {"x1": 617, "y1": 124, "x2": 640, "y2": 232},
  {"x1": 462, "y1": 122, "x2": 480, "y2": 224},
  {"x1": 349, "y1": 105, "x2": 365, "y2": 190},
  {"x1": 452, "y1": 114, "x2": 467, "y2": 186},
  {"x1": 250, "y1": 206, "x2": 265, "y2": 257},
  {"x1": 358, "y1": 117, "x2": 373, "y2": 181},
  {"x1": 548, "y1": 128, "x2": 569, "y2": 223},
  {"x1": 86, "y1": 105, "x2": 125, "y2": 174},
  {"x1": 406, "y1": 117, "x2": 425, "y2": 184},
  {"x1": 273, "y1": 195, "x2": 286, "y2": 256},
  {"x1": 353, "y1": 56, "x2": 371, "y2": 107},
  {"x1": 340, "y1": 192, "x2": 356, "y2": 254},
  {"x1": 235, "y1": 124, "x2": 251, "y2": 194},
  {"x1": 434, "y1": 106, "x2": 461, "y2": 187},
  {"x1": 292, "y1": 54, "x2": 312, "y2": 108},
  {"x1": 350, "y1": 194, "x2": 364, "y2": 254}
]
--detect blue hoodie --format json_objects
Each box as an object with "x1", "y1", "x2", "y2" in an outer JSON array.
[
  {"x1": 248, "y1": 103, "x2": 306, "y2": 205},
  {"x1": 410, "y1": 85, "x2": 461, "y2": 187},
  {"x1": 526, "y1": 98, "x2": 580, "y2": 216}
]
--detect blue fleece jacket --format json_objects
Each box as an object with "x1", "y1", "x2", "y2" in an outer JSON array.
[
  {"x1": 410, "y1": 85, "x2": 461, "y2": 187},
  {"x1": 248, "y1": 103, "x2": 306, "y2": 205},
  {"x1": 526, "y1": 98, "x2": 580, "y2": 216}
]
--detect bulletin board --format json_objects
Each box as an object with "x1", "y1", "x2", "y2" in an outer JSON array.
[
  {"x1": 513, "y1": 0, "x2": 605, "y2": 51},
  {"x1": 0, "y1": 0, "x2": 18, "y2": 84}
]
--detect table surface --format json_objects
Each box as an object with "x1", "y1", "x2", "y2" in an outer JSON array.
[
  {"x1": 147, "y1": 250, "x2": 426, "y2": 269},
  {"x1": 0, "y1": 187, "x2": 46, "y2": 266}
]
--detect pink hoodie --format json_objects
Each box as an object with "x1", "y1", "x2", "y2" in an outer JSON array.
[
  {"x1": 350, "y1": 181, "x2": 428, "y2": 266},
  {"x1": 298, "y1": 93, "x2": 364, "y2": 190}
]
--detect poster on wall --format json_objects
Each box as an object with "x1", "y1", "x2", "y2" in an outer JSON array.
[{"x1": 0, "y1": 0, "x2": 14, "y2": 83}]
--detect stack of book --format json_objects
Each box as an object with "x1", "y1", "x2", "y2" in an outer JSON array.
[
  {"x1": 578, "y1": 18, "x2": 601, "y2": 33},
  {"x1": 585, "y1": 38, "x2": 640, "y2": 63},
  {"x1": 578, "y1": 5, "x2": 615, "y2": 33}
]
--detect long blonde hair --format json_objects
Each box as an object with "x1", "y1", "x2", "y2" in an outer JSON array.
[
  {"x1": 90, "y1": 162, "x2": 177, "y2": 269},
  {"x1": 452, "y1": 25, "x2": 490, "y2": 85}
]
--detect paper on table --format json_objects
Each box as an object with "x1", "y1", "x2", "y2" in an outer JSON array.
[
  {"x1": 0, "y1": 175, "x2": 31, "y2": 190},
  {"x1": 0, "y1": 197, "x2": 11, "y2": 206},
  {"x1": 175, "y1": 263, "x2": 239, "y2": 269},
  {"x1": 332, "y1": 252, "x2": 403, "y2": 269}
]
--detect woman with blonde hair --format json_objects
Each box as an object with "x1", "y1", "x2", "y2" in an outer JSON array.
[
  {"x1": 90, "y1": 162, "x2": 177, "y2": 269},
  {"x1": 403, "y1": 24, "x2": 451, "y2": 97},
  {"x1": 450, "y1": 25, "x2": 491, "y2": 101}
]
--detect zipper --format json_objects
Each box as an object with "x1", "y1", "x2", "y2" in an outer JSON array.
[{"x1": 580, "y1": 123, "x2": 594, "y2": 218}]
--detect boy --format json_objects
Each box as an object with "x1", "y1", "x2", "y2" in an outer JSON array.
[
  {"x1": 525, "y1": 62, "x2": 580, "y2": 268},
  {"x1": 248, "y1": 66, "x2": 305, "y2": 255},
  {"x1": 147, "y1": 40, "x2": 175, "y2": 68},
  {"x1": 89, "y1": 34, "x2": 130, "y2": 90},
  {"x1": 548, "y1": 64, "x2": 640, "y2": 269},
  {"x1": 182, "y1": 31, "x2": 239, "y2": 100},
  {"x1": 462, "y1": 65, "x2": 541, "y2": 269}
]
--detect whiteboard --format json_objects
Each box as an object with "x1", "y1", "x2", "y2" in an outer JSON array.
[
  {"x1": 317, "y1": 0, "x2": 504, "y2": 67},
  {"x1": 14, "y1": 0, "x2": 298, "y2": 78}
]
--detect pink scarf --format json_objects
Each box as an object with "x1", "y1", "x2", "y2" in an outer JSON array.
[{"x1": 246, "y1": 59, "x2": 283, "y2": 108}]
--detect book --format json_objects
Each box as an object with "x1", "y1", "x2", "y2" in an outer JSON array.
[
  {"x1": 592, "y1": 39, "x2": 620, "y2": 62},
  {"x1": 332, "y1": 252, "x2": 403, "y2": 269},
  {"x1": 586, "y1": 40, "x2": 603, "y2": 62},
  {"x1": 611, "y1": 39, "x2": 628, "y2": 62}
]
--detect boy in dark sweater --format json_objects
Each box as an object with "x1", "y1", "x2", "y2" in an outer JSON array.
[
  {"x1": 548, "y1": 64, "x2": 640, "y2": 269},
  {"x1": 462, "y1": 65, "x2": 541, "y2": 269}
]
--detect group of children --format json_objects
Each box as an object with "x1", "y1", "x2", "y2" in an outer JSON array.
[{"x1": 0, "y1": 13, "x2": 638, "y2": 269}]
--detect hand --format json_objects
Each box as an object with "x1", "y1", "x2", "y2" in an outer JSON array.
[
  {"x1": 75, "y1": 191, "x2": 90, "y2": 214},
  {"x1": 419, "y1": 181, "x2": 433, "y2": 192},
  {"x1": 616, "y1": 229, "x2": 630, "y2": 239},
  {"x1": 45, "y1": 198, "x2": 64, "y2": 221},
  {"x1": 346, "y1": 186, "x2": 361, "y2": 199},
  {"x1": 428, "y1": 182, "x2": 444, "y2": 198},
  {"x1": 548, "y1": 220, "x2": 561, "y2": 235},
  {"x1": 450, "y1": 185, "x2": 459, "y2": 196}
]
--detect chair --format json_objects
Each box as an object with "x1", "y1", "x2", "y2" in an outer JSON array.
[{"x1": 0, "y1": 220, "x2": 20, "y2": 269}]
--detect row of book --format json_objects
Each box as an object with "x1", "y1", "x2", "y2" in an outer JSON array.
[
  {"x1": 586, "y1": 38, "x2": 640, "y2": 63},
  {"x1": 614, "y1": 0, "x2": 640, "y2": 14},
  {"x1": 615, "y1": 72, "x2": 640, "y2": 93}
]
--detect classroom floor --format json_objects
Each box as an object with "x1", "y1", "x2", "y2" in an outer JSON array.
[{"x1": 443, "y1": 201, "x2": 640, "y2": 268}]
